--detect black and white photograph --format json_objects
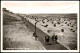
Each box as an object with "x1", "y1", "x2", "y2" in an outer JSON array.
[{"x1": 1, "y1": 1, "x2": 79, "y2": 52}]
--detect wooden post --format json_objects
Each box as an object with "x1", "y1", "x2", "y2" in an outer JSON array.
[{"x1": 35, "y1": 22, "x2": 36, "y2": 35}]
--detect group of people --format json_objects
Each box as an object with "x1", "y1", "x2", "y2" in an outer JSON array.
[
  {"x1": 33, "y1": 32, "x2": 58, "y2": 45},
  {"x1": 44, "y1": 33, "x2": 58, "y2": 45}
]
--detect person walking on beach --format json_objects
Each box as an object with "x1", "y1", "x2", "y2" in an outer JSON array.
[
  {"x1": 55, "y1": 35, "x2": 58, "y2": 43},
  {"x1": 33, "y1": 32, "x2": 38, "y2": 40},
  {"x1": 52, "y1": 33, "x2": 55, "y2": 44},
  {"x1": 44, "y1": 36, "x2": 49, "y2": 44}
]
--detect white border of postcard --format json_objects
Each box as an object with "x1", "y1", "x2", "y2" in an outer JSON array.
[{"x1": 1, "y1": 1, "x2": 79, "y2": 52}]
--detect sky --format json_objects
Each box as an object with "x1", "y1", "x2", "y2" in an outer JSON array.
[{"x1": 1, "y1": 1, "x2": 79, "y2": 14}]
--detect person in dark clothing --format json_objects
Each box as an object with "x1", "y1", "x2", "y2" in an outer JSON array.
[
  {"x1": 44, "y1": 36, "x2": 49, "y2": 44},
  {"x1": 55, "y1": 35, "x2": 58, "y2": 43},
  {"x1": 33, "y1": 32, "x2": 35, "y2": 37},
  {"x1": 52, "y1": 33, "x2": 55, "y2": 44},
  {"x1": 33, "y1": 32, "x2": 38, "y2": 40}
]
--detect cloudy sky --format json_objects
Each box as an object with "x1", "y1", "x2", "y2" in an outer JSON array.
[{"x1": 1, "y1": 1, "x2": 79, "y2": 14}]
